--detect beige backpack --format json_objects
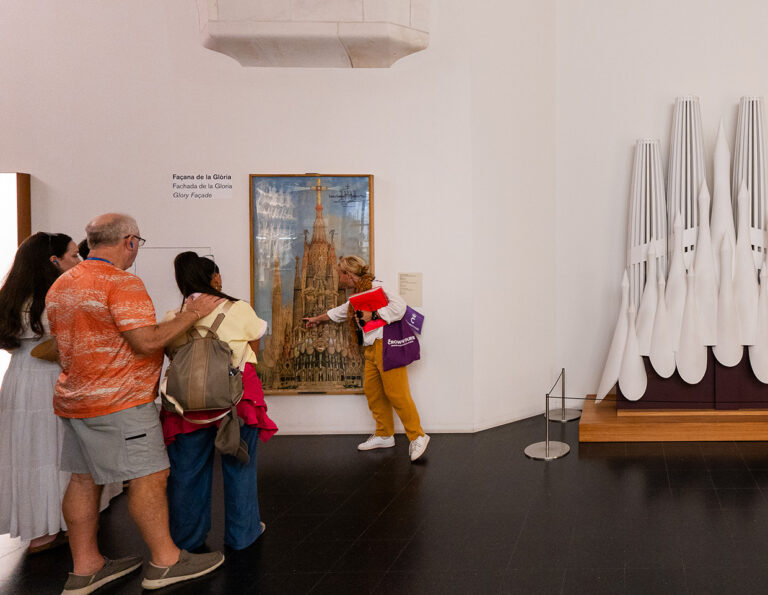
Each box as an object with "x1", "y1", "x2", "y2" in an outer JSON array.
[{"x1": 160, "y1": 301, "x2": 249, "y2": 463}]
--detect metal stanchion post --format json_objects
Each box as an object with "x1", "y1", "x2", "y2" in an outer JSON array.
[
  {"x1": 546, "y1": 367, "x2": 581, "y2": 423},
  {"x1": 525, "y1": 390, "x2": 570, "y2": 461}
]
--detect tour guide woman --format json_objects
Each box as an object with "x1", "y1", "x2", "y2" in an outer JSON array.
[{"x1": 304, "y1": 255, "x2": 429, "y2": 462}]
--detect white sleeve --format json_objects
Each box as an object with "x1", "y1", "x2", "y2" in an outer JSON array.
[
  {"x1": 327, "y1": 300, "x2": 350, "y2": 323},
  {"x1": 375, "y1": 283, "x2": 406, "y2": 323}
]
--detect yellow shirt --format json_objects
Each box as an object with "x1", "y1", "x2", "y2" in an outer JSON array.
[{"x1": 164, "y1": 299, "x2": 267, "y2": 370}]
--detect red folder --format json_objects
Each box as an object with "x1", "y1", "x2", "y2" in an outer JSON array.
[{"x1": 349, "y1": 287, "x2": 388, "y2": 332}]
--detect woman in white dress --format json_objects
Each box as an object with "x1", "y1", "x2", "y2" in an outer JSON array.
[{"x1": 0, "y1": 232, "x2": 120, "y2": 553}]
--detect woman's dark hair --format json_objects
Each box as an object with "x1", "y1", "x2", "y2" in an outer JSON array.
[
  {"x1": 174, "y1": 252, "x2": 237, "y2": 305},
  {"x1": 0, "y1": 232, "x2": 73, "y2": 349},
  {"x1": 78, "y1": 238, "x2": 90, "y2": 260}
]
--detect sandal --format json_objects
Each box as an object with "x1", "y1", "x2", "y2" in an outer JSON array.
[{"x1": 27, "y1": 531, "x2": 68, "y2": 554}]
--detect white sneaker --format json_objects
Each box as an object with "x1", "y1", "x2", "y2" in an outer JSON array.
[
  {"x1": 409, "y1": 434, "x2": 430, "y2": 461},
  {"x1": 357, "y1": 434, "x2": 395, "y2": 451}
]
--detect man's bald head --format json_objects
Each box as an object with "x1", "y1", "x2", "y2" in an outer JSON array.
[{"x1": 86, "y1": 213, "x2": 139, "y2": 249}]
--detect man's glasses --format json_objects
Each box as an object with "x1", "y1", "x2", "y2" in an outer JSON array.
[{"x1": 124, "y1": 234, "x2": 146, "y2": 247}]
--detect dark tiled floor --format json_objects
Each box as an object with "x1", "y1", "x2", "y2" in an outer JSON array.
[{"x1": 4, "y1": 416, "x2": 768, "y2": 593}]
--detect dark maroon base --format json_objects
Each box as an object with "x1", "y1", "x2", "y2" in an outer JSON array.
[
  {"x1": 617, "y1": 350, "x2": 715, "y2": 409},
  {"x1": 617, "y1": 347, "x2": 768, "y2": 410},
  {"x1": 713, "y1": 348, "x2": 768, "y2": 409}
]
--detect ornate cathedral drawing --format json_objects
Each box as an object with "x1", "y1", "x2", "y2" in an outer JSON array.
[{"x1": 256, "y1": 178, "x2": 365, "y2": 393}]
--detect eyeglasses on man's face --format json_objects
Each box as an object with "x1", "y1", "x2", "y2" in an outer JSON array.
[{"x1": 124, "y1": 234, "x2": 146, "y2": 247}]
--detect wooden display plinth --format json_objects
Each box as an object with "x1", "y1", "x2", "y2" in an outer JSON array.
[{"x1": 579, "y1": 394, "x2": 768, "y2": 442}]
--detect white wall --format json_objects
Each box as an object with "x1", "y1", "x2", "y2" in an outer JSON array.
[
  {"x1": 0, "y1": 0, "x2": 557, "y2": 433},
  {"x1": 555, "y1": 0, "x2": 768, "y2": 402},
  {"x1": 471, "y1": 0, "x2": 557, "y2": 429},
  {"x1": 17, "y1": 0, "x2": 763, "y2": 430}
]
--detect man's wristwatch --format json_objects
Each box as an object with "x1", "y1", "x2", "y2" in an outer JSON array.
[{"x1": 371, "y1": 311, "x2": 380, "y2": 321}]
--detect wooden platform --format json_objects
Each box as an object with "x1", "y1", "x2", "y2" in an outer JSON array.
[{"x1": 579, "y1": 394, "x2": 768, "y2": 442}]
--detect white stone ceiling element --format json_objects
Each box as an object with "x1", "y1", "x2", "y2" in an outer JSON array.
[{"x1": 196, "y1": 0, "x2": 430, "y2": 68}]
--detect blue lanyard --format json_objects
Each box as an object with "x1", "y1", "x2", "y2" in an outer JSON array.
[{"x1": 86, "y1": 257, "x2": 114, "y2": 266}]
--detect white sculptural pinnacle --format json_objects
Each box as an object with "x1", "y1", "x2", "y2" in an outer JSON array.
[
  {"x1": 693, "y1": 181, "x2": 717, "y2": 346},
  {"x1": 713, "y1": 235, "x2": 743, "y2": 366},
  {"x1": 676, "y1": 268, "x2": 708, "y2": 384},
  {"x1": 734, "y1": 179, "x2": 759, "y2": 346},
  {"x1": 667, "y1": 97, "x2": 706, "y2": 270},
  {"x1": 650, "y1": 273, "x2": 675, "y2": 378},
  {"x1": 635, "y1": 243, "x2": 658, "y2": 356},
  {"x1": 710, "y1": 119, "x2": 736, "y2": 287},
  {"x1": 618, "y1": 303, "x2": 647, "y2": 401},
  {"x1": 749, "y1": 257, "x2": 768, "y2": 382},
  {"x1": 627, "y1": 139, "x2": 667, "y2": 307},
  {"x1": 732, "y1": 97, "x2": 768, "y2": 270},
  {"x1": 596, "y1": 271, "x2": 630, "y2": 401},
  {"x1": 666, "y1": 211, "x2": 687, "y2": 351}
]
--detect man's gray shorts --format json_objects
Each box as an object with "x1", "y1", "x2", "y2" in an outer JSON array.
[{"x1": 61, "y1": 401, "x2": 170, "y2": 485}]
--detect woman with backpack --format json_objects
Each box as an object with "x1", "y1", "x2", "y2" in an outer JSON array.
[
  {"x1": 0, "y1": 232, "x2": 121, "y2": 553},
  {"x1": 161, "y1": 252, "x2": 277, "y2": 552}
]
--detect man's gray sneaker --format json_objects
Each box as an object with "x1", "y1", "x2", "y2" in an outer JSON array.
[
  {"x1": 61, "y1": 555, "x2": 142, "y2": 595},
  {"x1": 141, "y1": 549, "x2": 224, "y2": 590}
]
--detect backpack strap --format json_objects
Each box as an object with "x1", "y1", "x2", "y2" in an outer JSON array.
[
  {"x1": 207, "y1": 300, "x2": 234, "y2": 334},
  {"x1": 159, "y1": 385, "x2": 234, "y2": 424},
  {"x1": 175, "y1": 299, "x2": 234, "y2": 344}
]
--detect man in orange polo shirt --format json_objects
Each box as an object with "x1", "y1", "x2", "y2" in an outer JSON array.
[{"x1": 47, "y1": 213, "x2": 224, "y2": 594}]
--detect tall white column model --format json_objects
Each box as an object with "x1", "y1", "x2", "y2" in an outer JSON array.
[
  {"x1": 711, "y1": 120, "x2": 736, "y2": 286},
  {"x1": 667, "y1": 96, "x2": 706, "y2": 270},
  {"x1": 618, "y1": 303, "x2": 647, "y2": 401},
  {"x1": 627, "y1": 139, "x2": 668, "y2": 307},
  {"x1": 734, "y1": 180, "x2": 759, "y2": 345},
  {"x1": 650, "y1": 274, "x2": 675, "y2": 378},
  {"x1": 714, "y1": 236, "x2": 742, "y2": 366},
  {"x1": 636, "y1": 243, "x2": 658, "y2": 355},
  {"x1": 749, "y1": 258, "x2": 768, "y2": 382},
  {"x1": 693, "y1": 182, "x2": 717, "y2": 345},
  {"x1": 677, "y1": 269, "x2": 707, "y2": 384},
  {"x1": 596, "y1": 271, "x2": 630, "y2": 401},
  {"x1": 732, "y1": 97, "x2": 767, "y2": 269},
  {"x1": 666, "y1": 212, "x2": 687, "y2": 350}
]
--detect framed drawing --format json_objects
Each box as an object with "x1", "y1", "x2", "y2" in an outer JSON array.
[{"x1": 250, "y1": 174, "x2": 373, "y2": 394}]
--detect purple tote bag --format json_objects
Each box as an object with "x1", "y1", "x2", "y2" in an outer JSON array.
[{"x1": 382, "y1": 308, "x2": 422, "y2": 371}]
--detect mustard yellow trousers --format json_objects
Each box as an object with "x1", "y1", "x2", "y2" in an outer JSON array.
[{"x1": 363, "y1": 339, "x2": 424, "y2": 441}]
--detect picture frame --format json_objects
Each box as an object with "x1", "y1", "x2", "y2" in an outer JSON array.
[{"x1": 249, "y1": 174, "x2": 373, "y2": 394}]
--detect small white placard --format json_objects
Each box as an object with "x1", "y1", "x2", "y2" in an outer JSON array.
[
  {"x1": 398, "y1": 272, "x2": 422, "y2": 306},
  {"x1": 172, "y1": 173, "x2": 233, "y2": 200}
]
